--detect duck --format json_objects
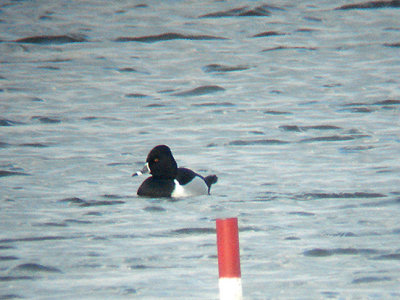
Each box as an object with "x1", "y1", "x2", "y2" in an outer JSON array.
[{"x1": 133, "y1": 145, "x2": 218, "y2": 197}]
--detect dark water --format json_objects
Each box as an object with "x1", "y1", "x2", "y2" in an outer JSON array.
[{"x1": 1, "y1": 1, "x2": 400, "y2": 299}]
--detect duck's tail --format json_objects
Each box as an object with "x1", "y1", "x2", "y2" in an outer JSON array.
[{"x1": 204, "y1": 175, "x2": 218, "y2": 193}]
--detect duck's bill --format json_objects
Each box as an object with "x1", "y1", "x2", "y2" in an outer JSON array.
[{"x1": 132, "y1": 162, "x2": 150, "y2": 177}]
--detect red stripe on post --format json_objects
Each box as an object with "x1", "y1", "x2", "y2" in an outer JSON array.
[{"x1": 216, "y1": 218, "x2": 241, "y2": 278}]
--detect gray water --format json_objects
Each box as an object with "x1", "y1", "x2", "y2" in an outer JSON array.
[{"x1": 1, "y1": 0, "x2": 400, "y2": 299}]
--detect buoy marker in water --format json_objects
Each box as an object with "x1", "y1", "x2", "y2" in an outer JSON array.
[{"x1": 216, "y1": 217, "x2": 243, "y2": 300}]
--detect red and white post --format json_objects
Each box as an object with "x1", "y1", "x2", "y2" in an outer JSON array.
[{"x1": 216, "y1": 217, "x2": 243, "y2": 300}]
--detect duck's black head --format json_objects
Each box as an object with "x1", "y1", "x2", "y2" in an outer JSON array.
[{"x1": 146, "y1": 145, "x2": 177, "y2": 179}]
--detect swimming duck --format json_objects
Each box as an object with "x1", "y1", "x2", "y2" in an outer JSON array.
[{"x1": 133, "y1": 145, "x2": 218, "y2": 197}]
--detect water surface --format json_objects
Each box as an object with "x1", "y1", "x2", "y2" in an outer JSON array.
[{"x1": 1, "y1": 1, "x2": 400, "y2": 299}]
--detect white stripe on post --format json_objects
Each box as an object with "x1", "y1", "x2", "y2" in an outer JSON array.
[{"x1": 216, "y1": 217, "x2": 242, "y2": 300}]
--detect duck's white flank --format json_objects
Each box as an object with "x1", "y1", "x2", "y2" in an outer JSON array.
[{"x1": 171, "y1": 177, "x2": 208, "y2": 198}]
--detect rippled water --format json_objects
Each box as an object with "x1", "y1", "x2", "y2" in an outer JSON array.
[{"x1": 1, "y1": 1, "x2": 400, "y2": 299}]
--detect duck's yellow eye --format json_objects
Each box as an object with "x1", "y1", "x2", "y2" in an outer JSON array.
[{"x1": 154, "y1": 158, "x2": 159, "y2": 163}]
